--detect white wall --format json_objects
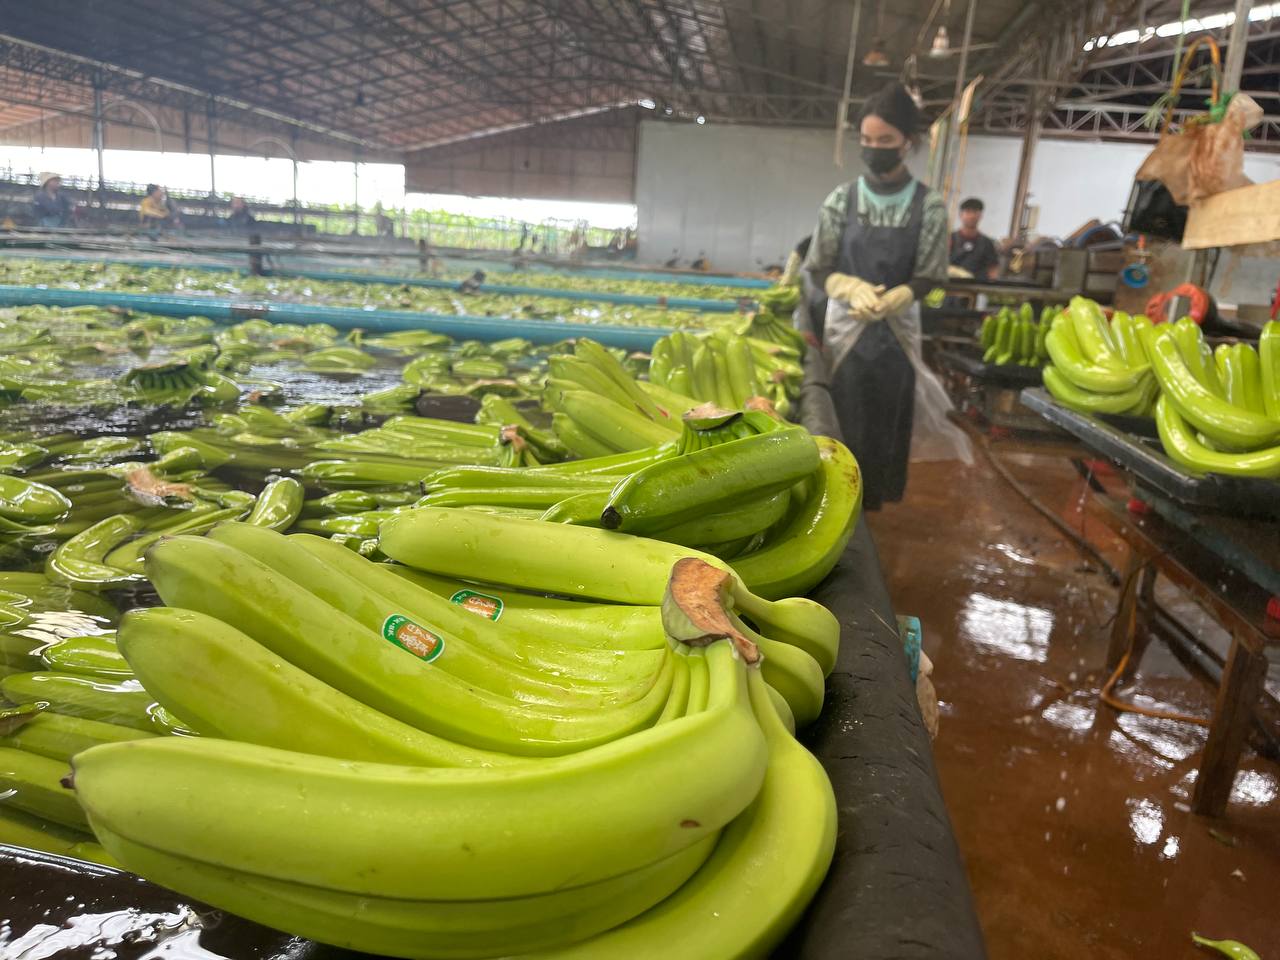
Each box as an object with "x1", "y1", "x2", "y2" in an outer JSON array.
[
  {"x1": 636, "y1": 121, "x2": 880, "y2": 272},
  {"x1": 635, "y1": 119, "x2": 1280, "y2": 271}
]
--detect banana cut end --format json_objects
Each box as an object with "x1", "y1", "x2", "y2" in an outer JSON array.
[{"x1": 662, "y1": 557, "x2": 761, "y2": 663}]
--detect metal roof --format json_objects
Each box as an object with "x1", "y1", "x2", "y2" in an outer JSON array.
[{"x1": 0, "y1": 0, "x2": 1275, "y2": 157}]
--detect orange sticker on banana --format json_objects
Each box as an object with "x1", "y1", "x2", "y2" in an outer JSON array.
[
  {"x1": 449, "y1": 589, "x2": 504, "y2": 622},
  {"x1": 382, "y1": 614, "x2": 444, "y2": 663}
]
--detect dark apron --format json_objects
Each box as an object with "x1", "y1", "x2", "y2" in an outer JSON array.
[{"x1": 829, "y1": 179, "x2": 925, "y2": 510}]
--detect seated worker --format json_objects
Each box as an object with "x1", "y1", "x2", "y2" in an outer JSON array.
[
  {"x1": 225, "y1": 196, "x2": 256, "y2": 230},
  {"x1": 33, "y1": 173, "x2": 74, "y2": 227},
  {"x1": 949, "y1": 197, "x2": 999, "y2": 280},
  {"x1": 139, "y1": 184, "x2": 181, "y2": 231}
]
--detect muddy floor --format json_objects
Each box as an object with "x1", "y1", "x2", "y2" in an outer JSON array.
[{"x1": 868, "y1": 450, "x2": 1280, "y2": 960}]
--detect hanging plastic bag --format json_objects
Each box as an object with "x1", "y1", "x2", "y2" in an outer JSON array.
[
  {"x1": 889, "y1": 305, "x2": 974, "y2": 465},
  {"x1": 1187, "y1": 92, "x2": 1262, "y2": 201},
  {"x1": 1131, "y1": 36, "x2": 1259, "y2": 207}
]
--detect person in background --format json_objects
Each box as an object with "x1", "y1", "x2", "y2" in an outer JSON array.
[
  {"x1": 374, "y1": 203, "x2": 394, "y2": 238},
  {"x1": 225, "y1": 196, "x2": 256, "y2": 230},
  {"x1": 803, "y1": 82, "x2": 947, "y2": 510},
  {"x1": 949, "y1": 197, "x2": 999, "y2": 280},
  {"x1": 33, "y1": 173, "x2": 74, "y2": 228},
  {"x1": 139, "y1": 184, "x2": 181, "y2": 231}
]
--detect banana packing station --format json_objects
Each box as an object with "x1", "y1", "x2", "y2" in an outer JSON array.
[{"x1": 0, "y1": 2, "x2": 1279, "y2": 959}]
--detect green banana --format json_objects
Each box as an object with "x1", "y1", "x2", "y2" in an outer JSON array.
[
  {"x1": 552, "y1": 413, "x2": 615, "y2": 459},
  {"x1": 602, "y1": 428, "x2": 819, "y2": 533},
  {"x1": 539, "y1": 490, "x2": 610, "y2": 525},
  {"x1": 419, "y1": 486, "x2": 601, "y2": 511},
  {"x1": 736, "y1": 617, "x2": 825, "y2": 727},
  {"x1": 1142, "y1": 325, "x2": 1280, "y2": 450},
  {"x1": 45, "y1": 514, "x2": 145, "y2": 590},
  {"x1": 380, "y1": 508, "x2": 841, "y2": 671},
  {"x1": 0, "y1": 710, "x2": 151, "y2": 762},
  {"x1": 725, "y1": 434, "x2": 860, "y2": 609},
  {"x1": 1043, "y1": 364, "x2": 1156, "y2": 415},
  {"x1": 1261, "y1": 320, "x2": 1280, "y2": 419},
  {"x1": 243, "y1": 476, "x2": 304, "y2": 531},
  {"x1": 208, "y1": 524, "x2": 664, "y2": 704},
  {"x1": 86, "y1": 821, "x2": 712, "y2": 959},
  {"x1": 532, "y1": 669, "x2": 836, "y2": 959},
  {"x1": 40, "y1": 633, "x2": 130, "y2": 678},
  {"x1": 554, "y1": 389, "x2": 676, "y2": 451},
  {"x1": 1170, "y1": 317, "x2": 1226, "y2": 399},
  {"x1": 1068, "y1": 296, "x2": 1124, "y2": 368},
  {"x1": 0, "y1": 805, "x2": 116, "y2": 866},
  {"x1": 383, "y1": 565, "x2": 665, "y2": 651},
  {"x1": 1154, "y1": 395, "x2": 1280, "y2": 479},
  {"x1": 117, "y1": 607, "x2": 514, "y2": 767},
  {"x1": 423, "y1": 466, "x2": 615, "y2": 492},
  {"x1": 0, "y1": 746, "x2": 87, "y2": 830},
  {"x1": 146, "y1": 535, "x2": 673, "y2": 756},
  {"x1": 1, "y1": 672, "x2": 155, "y2": 732},
  {"x1": 73, "y1": 641, "x2": 764, "y2": 900},
  {"x1": 0, "y1": 475, "x2": 72, "y2": 524},
  {"x1": 646, "y1": 486, "x2": 791, "y2": 547},
  {"x1": 574, "y1": 338, "x2": 669, "y2": 425},
  {"x1": 103, "y1": 505, "x2": 249, "y2": 574},
  {"x1": 1045, "y1": 316, "x2": 1149, "y2": 394}
]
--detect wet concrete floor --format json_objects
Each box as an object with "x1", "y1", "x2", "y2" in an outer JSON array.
[{"x1": 867, "y1": 451, "x2": 1280, "y2": 960}]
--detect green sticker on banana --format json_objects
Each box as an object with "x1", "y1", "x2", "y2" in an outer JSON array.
[
  {"x1": 449, "y1": 589, "x2": 504, "y2": 622},
  {"x1": 381, "y1": 614, "x2": 444, "y2": 663}
]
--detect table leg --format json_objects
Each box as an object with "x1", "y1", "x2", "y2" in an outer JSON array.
[
  {"x1": 1192, "y1": 635, "x2": 1268, "y2": 818},
  {"x1": 1106, "y1": 548, "x2": 1148, "y2": 673}
]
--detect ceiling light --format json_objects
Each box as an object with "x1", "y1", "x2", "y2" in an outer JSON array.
[
  {"x1": 638, "y1": 98, "x2": 656, "y2": 110},
  {"x1": 695, "y1": 115, "x2": 706, "y2": 125},
  {"x1": 930, "y1": 25, "x2": 949, "y2": 56},
  {"x1": 862, "y1": 40, "x2": 889, "y2": 67},
  {"x1": 662, "y1": 104, "x2": 674, "y2": 116}
]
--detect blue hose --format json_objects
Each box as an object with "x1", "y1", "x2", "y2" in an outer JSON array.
[{"x1": 0, "y1": 285, "x2": 675, "y2": 351}]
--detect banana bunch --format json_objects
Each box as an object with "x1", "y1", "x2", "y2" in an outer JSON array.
[
  {"x1": 979, "y1": 302, "x2": 1055, "y2": 367},
  {"x1": 1041, "y1": 297, "x2": 1158, "y2": 416},
  {"x1": 123, "y1": 358, "x2": 242, "y2": 407},
  {"x1": 419, "y1": 404, "x2": 861, "y2": 586},
  {"x1": 542, "y1": 338, "x2": 682, "y2": 456},
  {"x1": 743, "y1": 286, "x2": 807, "y2": 353},
  {"x1": 648, "y1": 328, "x2": 801, "y2": 418},
  {"x1": 57, "y1": 515, "x2": 837, "y2": 958},
  {"x1": 1147, "y1": 319, "x2": 1280, "y2": 478},
  {"x1": 0, "y1": 575, "x2": 142, "y2": 868}
]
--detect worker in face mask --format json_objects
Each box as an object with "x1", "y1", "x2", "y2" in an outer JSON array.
[{"x1": 801, "y1": 82, "x2": 948, "y2": 510}]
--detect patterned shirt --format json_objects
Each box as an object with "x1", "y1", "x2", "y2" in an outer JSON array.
[{"x1": 803, "y1": 176, "x2": 948, "y2": 289}]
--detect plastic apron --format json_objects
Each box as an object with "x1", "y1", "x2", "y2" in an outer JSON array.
[{"x1": 823, "y1": 180, "x2": 924, "y2": 510}]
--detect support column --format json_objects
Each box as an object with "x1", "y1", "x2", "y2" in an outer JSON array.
[
  {"x1": 941, "y1": 0, "x2": 979, "y2": 184},
  {"x1": 1008, "y1": 90, "x2": 1043, "y2": 241},
  {"x1": 1221, "y1": 0, "x2": 1252, "y2": 92},
  {"x1": 206, "y1": 98, "x2": 217, "y2": 197},
  {"x1": 92, "y1": 79, "x2": 105, "y2": 208},
  {"x1": 291, "y1": 131, "x2": 301, "y2": 230}
]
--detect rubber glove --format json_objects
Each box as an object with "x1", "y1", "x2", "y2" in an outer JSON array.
[
  {"x1": 824, "y1": 273, "x2": 884, "y2": 312},
  {"x1": 872, "y1": 284, "x2": 914, "y2": 319}
]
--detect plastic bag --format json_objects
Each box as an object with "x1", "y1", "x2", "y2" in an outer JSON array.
[
  {"x1": 1134, "y1": 93, "x2": 1262, "y2": 205},
  {"x1": 1187, "y1": 93, "x2": 1262, "y2": 202}
]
